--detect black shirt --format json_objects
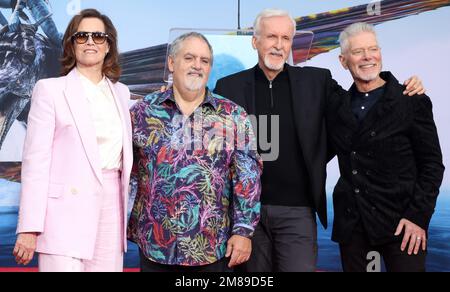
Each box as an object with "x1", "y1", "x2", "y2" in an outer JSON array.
[
  {"x1": 254, "y1": 65, "x2": 312, "y2": 207},
  {"x1": 351, "y1": 85, "x2": 386, "y2": 123}
]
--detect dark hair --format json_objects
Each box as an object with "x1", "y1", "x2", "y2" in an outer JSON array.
[{"x1": 60, "y1": 9, "x2": 121, "y2": 83}]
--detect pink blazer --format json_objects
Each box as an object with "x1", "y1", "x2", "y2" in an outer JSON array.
[{"x1": 17, "y1": 69, "x2": 133, "y2": 260}]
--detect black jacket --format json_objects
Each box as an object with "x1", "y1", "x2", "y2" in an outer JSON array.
[
  {"x1": 215, "y1": 64, "x2": 343, "y2": 228},
  {"x1": 327, "y1": 71, "x2": 445, "y2": 245}
]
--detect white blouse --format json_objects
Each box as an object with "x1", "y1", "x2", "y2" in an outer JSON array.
[{"x1": 79, "y1": 71, "x2": 123, "y2": 171}]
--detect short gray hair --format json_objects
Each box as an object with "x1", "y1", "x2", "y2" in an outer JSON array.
[
  {"x1": 253, "y1": 9, "x2": 297, "y2": 38},
  {"x1": 169, "y1": 32, "x2": 214, "y2": 64},
  {"x1": 339, "y1": 22, "x2": 378, "y2": 53}
]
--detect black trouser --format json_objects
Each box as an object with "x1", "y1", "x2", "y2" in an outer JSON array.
[
  {"x1": 339, "y1": 229, "x2": 427, "y2": 272},
  {"x1": 139, "y1": 251, "x2": 232, "y2": 272},
  {"x1": 240, "y1": 205, "x2": 318, "y2": 272}
]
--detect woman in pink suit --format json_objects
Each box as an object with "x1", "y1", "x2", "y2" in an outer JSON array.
[{"x1": 12, "y1": 9, "x2": 133, "y2": 272}]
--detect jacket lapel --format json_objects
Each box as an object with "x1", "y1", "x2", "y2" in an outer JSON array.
[
  {"x1": 106, "y1": 79, "x2": 132, "y2": 186},
  {"x1": 287, "y1": 66, "x2": 313, "y2": 158},
  {"x1": 337, "y1": 91, "x2": 359, "y2": 132},
  {"x1": 243, "y1": 67, "x2": 256, "y2": 115},
  {"x1": 63, "y1": 69, "x2": 103, "y2": 185}
]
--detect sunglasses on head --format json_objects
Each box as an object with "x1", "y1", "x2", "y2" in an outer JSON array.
[{"x1": 72, "y1": 31, "x2": 109, "y2": 45}]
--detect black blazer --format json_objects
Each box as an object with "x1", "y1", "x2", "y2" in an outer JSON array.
[
  {"x1": 326, "y1": 71, "x2": 445, "y2": 245},
  {"x1": 215, "y1": 64, "x2": 343, "y2": 228}
]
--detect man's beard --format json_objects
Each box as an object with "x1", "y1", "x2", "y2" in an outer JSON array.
[
  {"x1": 263, "y1": 49, "x2": 286, "y2": 71},
  {"x1": 358, "y1": 71, "x2": 380, "y2": 82},
  {"x1": 357, "y1": 66, "x2": 382, "y2": 82},
  {"x1": 185, "y1": 73, "x2": 205, "y2": 91}
]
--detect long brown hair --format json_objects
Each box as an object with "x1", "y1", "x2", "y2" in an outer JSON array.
[{"x1": 60, "y1": 9, "x2": 121, "y2": 83}]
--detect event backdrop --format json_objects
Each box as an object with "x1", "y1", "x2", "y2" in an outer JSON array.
[{"x1": 0, "y1": 0, "x2": 449, "y2": 271}]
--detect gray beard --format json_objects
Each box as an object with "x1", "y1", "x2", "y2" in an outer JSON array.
[
  {"x1": 264, "y1": 56, "x2": 285, "y2": 71},
  {"x1": 185, "y1": 77, "x2": 205, "y2": 91}
]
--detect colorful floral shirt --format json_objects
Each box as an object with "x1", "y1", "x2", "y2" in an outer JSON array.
[{"x1": 127, "y1": 89, "x2": 262, "y2": 266}]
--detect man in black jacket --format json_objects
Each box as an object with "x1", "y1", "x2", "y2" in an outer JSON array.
[
  {"x1": 214, "y1": 9, "x2": 424, "y2": 272},
  {"x1": 326, "y1": 22, "x2": 444, "y2": 272}
]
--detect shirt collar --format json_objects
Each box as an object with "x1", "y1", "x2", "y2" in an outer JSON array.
[
  {"x1": 350, "y1": 83, "x2": 386, "y2": 99},
  {"x1": 157, "y1": 87, "x2": 219, "y2": 111},
  {"x1": 255, "y1": 63, "x2": 288, "y2": 82},
  {"x1": 78, "y1": 69, "x2": 107, "y2": 89}
]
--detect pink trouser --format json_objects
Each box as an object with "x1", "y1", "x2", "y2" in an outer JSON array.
[{"x1": 38, "y1": 170, "x2": 124, "y2": 272}]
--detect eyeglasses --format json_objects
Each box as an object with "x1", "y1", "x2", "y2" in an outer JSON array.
[{"x1": 72, "y1": 31, "x2": 109, "y2": 45}]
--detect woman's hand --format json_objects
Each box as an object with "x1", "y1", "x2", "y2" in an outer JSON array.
[{"x1": 13, "y1": 233, "x2": 38, "y2": 265}]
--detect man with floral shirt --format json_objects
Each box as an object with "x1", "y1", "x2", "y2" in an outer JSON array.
[{"x1": 127, "y1": 32, "x2": 263, "y2": 272}]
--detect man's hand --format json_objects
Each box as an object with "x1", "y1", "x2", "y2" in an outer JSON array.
[
  {"x1": 395, "y1": 219, "x2": 427, "y2": 255},
  {"x1": 403, "y1": 76, "x2": 425, "y2": 96},
  {"x1": 13, "y1": 233, "x2": 38, "y2": 265},
  {"x1": 225, "y1": 235, "x2": 252, "y2": 268}
]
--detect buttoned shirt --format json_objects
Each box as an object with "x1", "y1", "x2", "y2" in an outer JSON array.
[
  {"x1": 79, "y1": 71, "x2": 123, "y2": 170},
  {"x1": 128, "y1": 89, "x2": 262, "y2": 266}
]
